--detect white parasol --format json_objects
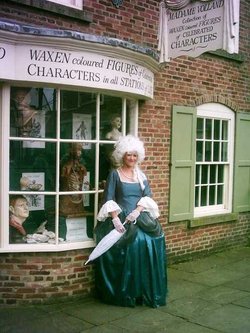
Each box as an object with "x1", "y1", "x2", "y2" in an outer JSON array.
[{"x1": 85, "y1": 221, "x2": 129, "y2": 265}]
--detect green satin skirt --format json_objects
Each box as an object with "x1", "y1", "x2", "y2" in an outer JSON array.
[{"x1": 94, "y1": 213, "x2": 167, "y2": 308}]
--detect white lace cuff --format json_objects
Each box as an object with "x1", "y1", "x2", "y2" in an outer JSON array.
[
  {"x1": 137, "y1": 196, "x2": 160, "y2": 219},
  {"x1": 97, "y1": 200, "x2": 122, "y2": 221}
]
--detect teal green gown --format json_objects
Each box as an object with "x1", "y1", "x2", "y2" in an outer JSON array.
[{"x1": 94, "y1": 169, "x2": 167, "y2": 308}]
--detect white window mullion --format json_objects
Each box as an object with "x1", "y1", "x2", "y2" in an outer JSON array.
[
  {"x1": 211, "y1": 119, "x2": 214, "y2": 161},
  {"x1": 198, "y1": 165, "x2": 202, "y2": 206},
  {"x1": 55, "y1": 89, "x2": 61, "y2": 245},
  {"x1": 202, "y1": 119, "x2": 205, "y2": 162},
  {"x1": 207, "y1": 165, "x2": 210, "y2": 206},
  {"x1": 1, "y1": 85, "x2": 10, "y2": 247},
  {"x1": 94, "y1": 94, "x2": 101, "y2": 224},
  {"x1": 122, "y1": 98, "x2": 126, "y2": 136},
  {"x1": 215, "y1": 165, "x2": 218, "y2": 204}
]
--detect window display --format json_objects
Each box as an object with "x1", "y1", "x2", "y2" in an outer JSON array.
[
  {"x1": 6, "y1": 86, "x2": 137, "y2": 248},
  {"x1": 59, "y1": 142, "x2": 87, "y2": 216}
]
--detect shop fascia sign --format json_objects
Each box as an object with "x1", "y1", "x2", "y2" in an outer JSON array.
[
  {"x1": 0, "y1": 43, "x2": 154, "y2": 99},
  {"x1": 158, "y1": 0, "x2": 240, "y2": 63}
]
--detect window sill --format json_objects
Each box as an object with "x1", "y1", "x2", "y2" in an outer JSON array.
[
  {"x1": 189, "y1": 212, "x2": 238, "y2": 228},
  {"x1": 9, "y1": 0, "x2": 93, "y2": 23}
]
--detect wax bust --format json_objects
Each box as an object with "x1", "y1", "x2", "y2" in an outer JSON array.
[
  {"x1": 105, "y1": 114, "x2": 122, "y2": 141},
  {"x1": 9, "y1": 195, "x2": 29, "y2": 243}
]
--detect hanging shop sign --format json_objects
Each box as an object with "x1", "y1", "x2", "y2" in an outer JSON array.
[
  {"x1": 0, "y1": 43, "x2": 154, "y2": 99},
  {"x1": 158, "y1": 0, "x2": 240, "y2": 63}
]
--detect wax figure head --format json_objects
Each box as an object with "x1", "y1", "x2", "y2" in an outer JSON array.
[
  {"x1": 105, "y1": 114, "x2": 122, "y2": 140},
  {"x1": 110, "y1": 115, "x2": 121, "y2": 130},
  {"x1": 9, "y1": 195, "x2": 29, "y2": 225},
  {"x1": 70, "y1": 142, "x2": 83, "y2": 160}
]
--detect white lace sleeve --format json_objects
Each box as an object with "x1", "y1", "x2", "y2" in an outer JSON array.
[
  {"x1": 97, "y1": 200, "x2": 122, "y2": 221},
  {"x1": 137, "y1": 196, "x2": 160, "y2": 219}
]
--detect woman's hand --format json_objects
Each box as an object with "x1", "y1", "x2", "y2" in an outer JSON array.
[
  {"x1": 112, "y1": 217, "x2": 125, "y2": 233},
  {"x1": 126, "y1": 209, "x2": 140, "y2": 223}
]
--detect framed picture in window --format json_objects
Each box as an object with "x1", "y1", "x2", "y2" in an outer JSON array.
[
  {"x1": 72, "y1": 113, "x2": 92, "y2": 149},
  {"x1": 21, "y1": 172, "x2": 45, "y2": 211}
]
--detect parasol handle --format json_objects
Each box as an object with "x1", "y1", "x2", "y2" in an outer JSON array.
[{"x1": 123, "y1": 219, "x2": 137, "y2": 225}]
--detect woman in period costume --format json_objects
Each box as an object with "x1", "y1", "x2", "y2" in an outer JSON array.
[{"x1": 95, "y1": 135, "x2": 167, "y2": 308}]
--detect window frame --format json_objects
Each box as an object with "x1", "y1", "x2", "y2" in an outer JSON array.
[
  {"x1": 194, "y1": 104, "x2": 235, "y2": 218},
  {"x1": 0, "y1": 84, "x2": 138, "y2": 252},
  {"x1": 47, "y1": 0, "x2": 83, "y2": 10}
]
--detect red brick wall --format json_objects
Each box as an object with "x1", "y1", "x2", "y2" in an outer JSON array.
[
  {"x1": 166, "y1": 213, "x2": 250, "y2": 262},
  {"x1": 0, "y1": 0, "x2": 249, "y2": 305},
  {"x1": 0, "y1": 0, "x2": 161, "y2": 47},
  {"x1": 0, "y1": 249, "x2": 94, "y2": 305}
]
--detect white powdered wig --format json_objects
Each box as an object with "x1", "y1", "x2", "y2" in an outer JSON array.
[{"x1": 112, "y1": 135, "x2": 145, "y2": 166}]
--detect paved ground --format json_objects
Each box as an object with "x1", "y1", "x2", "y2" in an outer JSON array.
[{"x1": 0, "y1": 246, "x2": 250, "y2": 333}]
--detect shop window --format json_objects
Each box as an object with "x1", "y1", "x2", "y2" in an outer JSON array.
[
  {"x1": 3, "y1": 86, "x2": 138, "y2": 250},
  {"x1": 169, "y1": 103, "x2": 250, "y2": 223}
]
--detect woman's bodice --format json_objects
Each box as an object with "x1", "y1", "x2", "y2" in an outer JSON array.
[{"x1": 103, "y1": 169, "x2": 151, "y2": 213}]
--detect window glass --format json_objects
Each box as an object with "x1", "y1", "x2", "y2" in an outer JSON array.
[
  {"x1": 210, "y1": 165, "x2": 216, "y2": 183},
  {"x1": 218, "y1": 165, "x2": 224, "y2": 183},
  {"x1": 214, "y1": 119, "x2": 220, "y2": 140},
  {"x1": 201, "y1": 165, "x2": 208, "y2": 184},
  {"x1": 221, "y1": 142, "x2": 228, "y2": 161},
  {"x1": 10, "y1": 141, "x2": 56, "y2": 192},
  {"x1": 100, "y1": 95, "x2": 122, "y2": 140},
  {"x1": 60, "y1": 91, "x2": 96, "y2": 141},
  {"x1": 205, "y1": 118, "x2": 212, "y2": 139},
  {"x1": 222, "y1": 120, "x2": 228, "y2": 140},
  {"x1": 209, "y1": 185, "x2": 216, "y2": 205},
  {"x1": 10, "y1": 87, "x2": 56, "y2": 138},
  {"x1": 99, "y1": 95, "x2": 123, "y2": 182},
  {"x1": 200, "y1": 186, "x2": 207, "y2": 206},
  {"x1": 9, "y1": 194, "x2": 55, "y2": 244},
  {"x1": 205, "y1": 141, "x2": 212, "y2": 161},
  {"x1": 197, "y1": 118, "x2": 203, "y2": 139},
  {"x1": 195, "y1": 187, "x2": 199, "y2": 207},
  {"x1": 217, "y1": 185, "x2": 223, "y2": 204},
  {"x1": 213, "y1": 141, "x2": 220, "y2": 161},
  {"x1": 196, "y1": 141, "x2": 203, "y2": 162}
]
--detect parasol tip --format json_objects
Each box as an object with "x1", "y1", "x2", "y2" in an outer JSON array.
[{"x1": 84, "y1": 259, "x2": 90, "y2": 265}]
